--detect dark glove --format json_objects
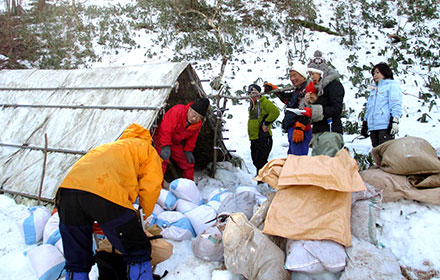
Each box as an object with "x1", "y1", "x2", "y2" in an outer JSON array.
[
  {"x1": 387, "y1": 117, "x2": 399, "y2": 136},
  {"x1": 292, "y1": 122, "x2": 306, "y2": 143},
  {"x1": 361, "y1": 121, "x2": 369, "y2": 138},
  {"x1": 160, "y1": 145, "x2": 171, "y2": 161},
  {"x1": 263, "y1": 82, "x2": 278, "y2": 93},
  {"x1": 184, "y1": 151, "x2": 195, "y2": 164}
]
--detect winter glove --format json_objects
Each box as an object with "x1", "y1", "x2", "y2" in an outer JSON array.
[
  {"x1": 292, "y1": 121, "x2": 306, "y2": 143},
  {"x1": 387, "y1": 117, "x2": 399, "y2": 136},
  {"x1": 263, "y1": 82, "x2": 278, "y2": 93},
  {"x1": 301, "y1": 107, "x2": 312, "y2": 118},
  {"x1": 305, "y1": 81, "x2": 317, "y2": 94},
  {"x1": 160, "y1": 145, "x2": 171, "y2": 161},
  {"x1": 360, "y1": 121, "x2": 369, "y2": 138},
  {"x1": 184, "y1": 151, "x2": 195, "y2": 164}
]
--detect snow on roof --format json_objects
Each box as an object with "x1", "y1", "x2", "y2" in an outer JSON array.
[{"x1": 0, "y1": 62, "x2": 204, "y2": 201}]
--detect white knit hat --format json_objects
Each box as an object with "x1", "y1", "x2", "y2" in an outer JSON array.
[{"x1": 289, "y1": 64, "x2": 308, "y2": 79}]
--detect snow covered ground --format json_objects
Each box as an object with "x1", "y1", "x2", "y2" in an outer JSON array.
[{"x1": 1, "y1": 0, "x2": 440, "y2": 279}]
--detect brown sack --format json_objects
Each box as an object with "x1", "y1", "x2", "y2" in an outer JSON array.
[
  {"x1": 277, "y1": 149, "x2": 366, "y2": 192},
  {"x1": 264, "y1": 186, "x2": 352, "y2": 246},
  {"x1": 360, "y1": 168, "x2": 440, "y2": 206},
  {"x1": 145, "y1": 231, "x2": 174, "y2": 266},
  {"x1": 255, "y1": 158, "x2": 286, "y2": 188},
  {"x1": 97, "y1": 230, "x2": 173, "y2": 266},
  {"x1": 261, "y1": 150, "x2": 366, "y2": 247},
  {"x1": 408, "y1": 174, "x2": 440, "y2": 188},
  {"x1": 372, "y1": 136, "x2": 440, "y2": 175}
]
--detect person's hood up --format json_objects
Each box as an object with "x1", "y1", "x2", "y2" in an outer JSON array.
[{"x1": 119, "y1": 123, "x2": 152, "y2": 142}]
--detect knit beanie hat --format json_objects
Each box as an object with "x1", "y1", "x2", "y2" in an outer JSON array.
[
  {"x1": 247, "y1": 84, "x2": 261, "y2": 93},
  {"x1": 307, "y1": 50, "x2": 329, "y2": 75},
  {"x1": 289, "y1": 64, "x2": 308, "y2": 79},
  {"x1": 191, "y1": 98, "x2": 210, "y2": 116}
]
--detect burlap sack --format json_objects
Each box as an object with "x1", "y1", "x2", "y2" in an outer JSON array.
[
  {"x1": 223, "y1": 213, "x2": 290, "y2": 280},
  {"x1": 372, "y1": 136, "x2": 440, "y2": 175},
  {"x1": 360, "y1": 168, "x2": 440, "y2": 205},
  {"x1": 408, "y1": 174, "x2": 440, "y2": 188}
]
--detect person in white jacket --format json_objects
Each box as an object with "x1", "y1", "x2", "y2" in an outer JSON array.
[{"x1": 361, "y1": 62, "x2": 403, "y2": 147}]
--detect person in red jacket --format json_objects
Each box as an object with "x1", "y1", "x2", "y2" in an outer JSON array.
[{"x1": 154, "y1": 98, "x2": 210, "y2": 181}]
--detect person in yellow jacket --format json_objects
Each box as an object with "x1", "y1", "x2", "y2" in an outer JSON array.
[{"x1": 56, "y1": 123, "x2": 163, "y2": 280}]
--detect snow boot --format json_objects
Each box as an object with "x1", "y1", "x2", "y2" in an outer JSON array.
[
  {"x1": 65, "y1": 271, "x2": 89, "y2": 280},
  {"x1": 128, "y1": 260, "x2": 153, "y2": 280}
]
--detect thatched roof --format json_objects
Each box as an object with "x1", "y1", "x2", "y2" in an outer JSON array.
[{"x1": 0, "y1": 62, "x2": 230, "y2": 203}]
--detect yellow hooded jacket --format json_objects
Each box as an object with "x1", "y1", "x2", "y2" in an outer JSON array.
[{"x1": 58, "y1": 123, "x2": 163, "y2": 217}]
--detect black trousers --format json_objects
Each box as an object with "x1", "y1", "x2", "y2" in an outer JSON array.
[
  {"x1": 370, "y1": 129, "x2": 395, "y2": 148},
  {"x1": 57, "y1": 189, "x2": 151, "y2": 273},
  {"x1": 250, "y1": 136, "x2": 273, "y2": 175}
]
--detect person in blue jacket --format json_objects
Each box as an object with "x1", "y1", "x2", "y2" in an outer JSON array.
[{"x1": 361, "y1": 62, "x2": 403, "y2": 147}]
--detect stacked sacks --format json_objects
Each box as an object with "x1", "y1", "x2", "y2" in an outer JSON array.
[
  {"x1": 169, "y1": 178, "x2": 203, "y2": 205},
  {"x1": 146, "y1": 178, "x2": 268, "y2": 262},
  {"x1": 43, "y1": 211, "x2": 63, "y2": 254},
  {"x1": 17, "y1": 206, "x2": 51, "y2": 245},
  {"x1": 285, "y1": 240, "x2": 346, "y2": 274},
  {"x1": 151, "y1": 184, "x2": 197, "y2": 241},
  {"x1": 190, "y1": 187, "x2": 231, "y2": 261},
  {"x1": 361, "y1": 136, "x2": 440, "y2": 206},
  {"x1": 254, "y1": 149, "x2": 366, "y2": 276},
  {"x1": 157, "y1": 189, "x2": 178, "y2": 210},
  {"x1": 184, "y1": 204, "x2": 218, "y2": 236},
  {"x1": 148, "y1": 178, "x2": 202, "y2": 241},
  {"x1": 260, "y1": 149, "x2": 366, "y2": 247},
  {"x1": 193, "y1": 186, "x2": 269, "y2": 263},
  {"x1": 150, "y1": 211, "x2": 196, "y2": 241},
  {"x1": 26, "y1": 244, "x2": 65, "y2": 280},
  {"x1": 17, "y1": 206, "x2": 66, "y2": 280}
]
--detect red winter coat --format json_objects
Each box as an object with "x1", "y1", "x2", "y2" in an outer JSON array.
[{"x1": 156, "y1": 102, "x2": 202, "y2": 152}]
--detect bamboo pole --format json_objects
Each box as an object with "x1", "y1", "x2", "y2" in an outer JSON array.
[
  {"x1": 0, "y1": 143, "x2": 87, "y2": 155},
  {"x1": 37, "y1": 134, "x2": 48, "y2": 205},
  {"x1": 0, "y1": 188, "x2": 54, "y2": 203},
  {"x1": 0, "y1": 85, "x2": 174, "y2": 91},
  {"x1": 0, "y1": 104, "x2": 162, "y2": 111}
]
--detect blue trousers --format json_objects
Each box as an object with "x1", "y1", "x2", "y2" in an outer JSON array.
[
  {"x1": 287, "y1": 126, "x2": 313, "y2": 155},
  {"x1": 57, "y1": 189, "x2": 151, "y2": 273}
]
